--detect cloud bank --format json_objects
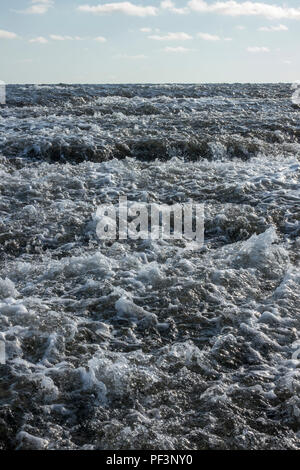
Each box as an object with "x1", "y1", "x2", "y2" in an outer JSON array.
[
  {"x1": 0, "y1": 29, "x2": 18, "y2": 39},
  {"x1": 78, "y1": 2, "x2": 158, "y2": 17},
  {"x1": 259, "y1": 24, "x2": 288, "y2": 31},
  {"x1": 164, "y1": 46, "x2": 191, "y2": 52},
  {"x1": 197, "y1": 32, "x2": 220, "y2": 41},
  {"x1": 77, "y1": 1, "x2": 300, "y2": 20},
  {"x1": 188, "y1": 0, "x2": 300, "y2": 20},
  {"x1": 19, "y1": 0, "x2": 54, "y2": 15},
  {"x1": 148, "y1": 32, "x2": 193, "y2": 41}
]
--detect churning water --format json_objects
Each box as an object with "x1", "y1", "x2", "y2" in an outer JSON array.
[{"x1": 0, "y1": 83, "x2": 299, "y2": 450}]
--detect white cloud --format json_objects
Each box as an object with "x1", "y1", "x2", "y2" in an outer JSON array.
[
  {"x1": 164, "y1": 46, "x2": 191, "y2": 52},
  {"x1": 197, "y1": 32, "x2": 232, "y2": 41},
  {"x1": 48, "y1": 35, "x2": 106, "y2": 42},
  {"x1": 148, "y1": 32, "x2": 193, "y2": 41},
  {"x1": 94, "y1": 36, "x2": 107, "y2": 42},
  {"x1": 197, "y1": 32, "x2": 220, "y2": 41},
  {"x1": 160, "y1": 0, "x2": 189, "y2": 15},
  {"x1": 29, "y1": 36, "x2": 49, "y2": 43},
  {"x1": 259, "y1": 24, "x2": 288, "y2": 31},
  {"x1": 140, "y1": 27, "x2": 152, "y2": 33},
  {"x1": 18, "y1": 0, "x2": 54, "y2": 15},
  {"x1": 50, "y1": 35, "x2": 73, "y2": 40},
  {"x1": 247, "y1": 46, "x2": 270, "y2": 52},
  {"x1": 0, "y1": 29, "x2": 18, "y2": 39},
  {"x1": 78, "y1": 2, "x2": 158, "y2": 17},
  {"x1": 188, "y1": 1, "x2": 300, "y2": 20},
  {"x1": 236, "y1": 25, "x2": 246, "y2": 30}
]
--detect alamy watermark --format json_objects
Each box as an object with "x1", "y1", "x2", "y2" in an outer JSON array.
[
  {"x1": 292, "y1": 348, "x2": 300, "y2": 360},
  {"x1": 291, "y1": 81, "x2": 300, "y2": 106},
  {"x1": 95, "y1": 197, "x2": 204, "y2": 248},
  {"x1": 0, "y1": 81, "x2": 6, "y2": 105},
  {"x1": 0, "y1": 340, "x2": 5, "y2": 365}
]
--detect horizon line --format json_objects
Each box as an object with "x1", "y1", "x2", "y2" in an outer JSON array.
[{"x1": 5, "y1": 81, "x2": 294, "y2": 85}]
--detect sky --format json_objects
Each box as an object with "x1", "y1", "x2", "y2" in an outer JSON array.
[{"x1": 0, "y1": 0, "x2": 299, "y2": 83}]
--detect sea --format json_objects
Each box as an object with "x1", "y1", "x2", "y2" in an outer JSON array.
[{"x1": 0, "y1": 83, "x2": 299, "y2": 450}]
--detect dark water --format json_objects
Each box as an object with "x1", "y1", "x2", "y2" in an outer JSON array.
[{"x1": 0, "y1": 84, "x2": 299, "y2": 450}]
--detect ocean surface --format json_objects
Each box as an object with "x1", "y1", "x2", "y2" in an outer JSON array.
[{"x1": 0, "y1": 83, "x2": 299, "y2": 450}]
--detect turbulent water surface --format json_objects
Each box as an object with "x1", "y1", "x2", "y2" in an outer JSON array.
[{"x1": 0, "y1": 83, "x2": 299, "y2": 450}]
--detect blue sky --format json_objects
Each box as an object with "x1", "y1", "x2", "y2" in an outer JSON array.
[{"x1": 0, "y1": 0, "x2": 299, "y2": 83}]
